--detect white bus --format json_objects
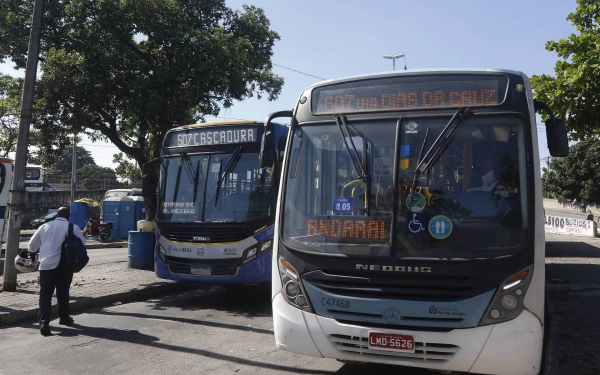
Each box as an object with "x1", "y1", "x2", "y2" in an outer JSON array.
[
  {"x1": 1, "y1": 158, "x2": 13, "y2": 242},
  {"x1": 25, "y1": 165, "x2": 43, "y2": 192},
  {"x1": 267, "y1": 69, "x2": 568, "y2": 374}
]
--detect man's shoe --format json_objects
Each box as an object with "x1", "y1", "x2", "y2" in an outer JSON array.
[
  {"x1": 59, "y1": 316, "x2": 74, "y2": 325},
  {"x1": 40, "y1": 325, "x2": 51, "y2": 336}
]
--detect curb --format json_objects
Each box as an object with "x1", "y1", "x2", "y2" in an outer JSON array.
[{"x1": 0, "y1": 279, "x2": 198, "y2": 327}]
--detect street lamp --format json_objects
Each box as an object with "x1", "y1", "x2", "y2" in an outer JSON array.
[{"x1": 383, "y1": 53, "x2": 407, "y2": 71}]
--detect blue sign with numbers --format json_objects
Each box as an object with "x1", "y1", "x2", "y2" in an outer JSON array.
[{"x1": 333, "y1": 197, "x2": 353, "y2": 213}]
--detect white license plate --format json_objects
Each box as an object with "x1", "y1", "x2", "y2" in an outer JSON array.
[{"x1": 190, "y1": 267, "x2": 211, "y2": 276}]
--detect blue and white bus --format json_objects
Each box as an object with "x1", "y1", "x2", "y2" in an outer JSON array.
[
  {"x1": 268, "y1": 69, "x2": 568, "y2": 374},
  {"x1": 155, "y1": 120, "x2": 288, "y2": 284}
]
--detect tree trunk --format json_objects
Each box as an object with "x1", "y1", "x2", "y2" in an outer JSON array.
[{"x1": 142, "y1": 163, "x2": 159, "y2": 221}]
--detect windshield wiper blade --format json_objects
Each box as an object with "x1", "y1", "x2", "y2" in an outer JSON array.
[
  {"x1": 335, "y1": 115, "x2": 368, "y2": 183},
  {"x1": 335, "y1": 114, "x2": 371, "y2": 214},
  {"x1": 192, "y1": 160, "x2": 201, "y2": 202},
  {"x1": 179, "y1": 151, "x2": 196, "y2": 184},
  {"x1": 415, "y1": 107, "x2": 473, "y2": 176},
  {"x1": 411, "y1": 126, "x2": 430, "y2": 195},
  {"x1": 214, "y1": 146, "x2": 243, "y2": 207}
]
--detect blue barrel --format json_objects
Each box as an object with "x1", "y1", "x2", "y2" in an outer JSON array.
[
  {"x1": 70, "y1": 202, "x2": 91, "y2": 229},
  {"x1": 128, "y1": 231, "x2": 155, "y2": 270}
]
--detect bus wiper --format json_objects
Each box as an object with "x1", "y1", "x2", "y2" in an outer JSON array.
[
  {"x1": 192, "y1": 160, "x2": 201, "y2": 202},
  {"x1": 414, "y1": 107, "x2": 473, "y2": 176},
  {"x1": 214, "y1": 146, "x2": 243, "y2": 207},
  {"x1": 411, "y1": 126, "x2": 430, "y2": 195},
  {"x1": 179, "y1": 151, "x2": 196, "y2": 184},
  {"x1": 335, "y1": 114, "x2": 371, "y2": 214}
]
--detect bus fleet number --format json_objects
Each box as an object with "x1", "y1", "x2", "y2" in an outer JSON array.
[{"x1": 321, "y1": 298, "x2": 350, "y2": 309}]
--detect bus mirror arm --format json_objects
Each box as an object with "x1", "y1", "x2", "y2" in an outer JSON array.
[{"x1": 260, "y1": 110, "x2": 293, "y2": 169}]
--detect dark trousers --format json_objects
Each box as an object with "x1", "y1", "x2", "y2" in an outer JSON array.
[{"x1": 38, "y1": 266, "x2": 73, "y2": 326}]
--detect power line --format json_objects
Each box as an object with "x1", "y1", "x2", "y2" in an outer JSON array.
[{"x1": 273, "y1": 63, "x2": 325, "y2": 80}]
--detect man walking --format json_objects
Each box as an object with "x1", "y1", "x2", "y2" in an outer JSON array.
[{"x1": 28, "y1": 206, "x2": 86, "y2": 336}]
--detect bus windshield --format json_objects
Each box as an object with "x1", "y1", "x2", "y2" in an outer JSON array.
[
  {"x1": 282, "y1": 115, "x2": 529, "y2": 259},
  {"x1": 158, "y1": 151, "x2": 274, "y2": 223}
]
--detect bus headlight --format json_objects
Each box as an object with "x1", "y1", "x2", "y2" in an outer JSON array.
[
  {"x1": 500, "y1": 294, "x2": 518, "y2": 311},
  {"x1": 278, "y1": 257, "x2": 313, "y2": 312},
  {"x1": 479, "y1": 267, "x2": 532, "y2": 326},
  {"x1": 260, "y1": 240, "x2": 272, "y2": 252},
  {"x1": 157, "y1": 243, "x2": 166, "y2": 261},
  {"x1": 242, "y1": 246, "x2": 258, "y2": 264}
]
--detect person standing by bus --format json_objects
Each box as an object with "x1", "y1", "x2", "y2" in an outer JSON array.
[{"x1": 28, "y1": 206, "x2": 86, "y2": 336}]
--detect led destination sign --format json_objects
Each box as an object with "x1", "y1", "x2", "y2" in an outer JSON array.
[
  {"x1": 167, "y1": 126, "x2": 258, "y2": 147},
  {"x1": 306, "y1": 217, "x2": 387, "y2": 241},
  {"x1": 312, "y1": 75, "x2": 508, "y2": 114}
]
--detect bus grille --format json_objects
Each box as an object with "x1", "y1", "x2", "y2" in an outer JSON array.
[
  {"x1": 156, "y1": 222, "x2": 254, "y2": 243},
  {"x1": 303, "y1": 270, "x2": 496, "y2": 302},
  {"x1": 329, "y1": 334, "x2": 459, "y2": 362},
  {"x1": 166, "y1": 257, "x2": 241, "y2": 276}
]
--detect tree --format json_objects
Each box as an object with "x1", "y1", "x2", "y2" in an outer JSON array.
[
  {"x1": 76, "y1": 164, "x2": 122, "y2": 191},
  {"x1": 542, "y1": 138, "x2": 600, "y2": 204},
  {"x1": 113, "y1": 152, "x2": 143, "y2": 188},
  {"x1": 52, "y1": 146, "x2": 96, "y2": 174},
  {"x1": 0, "y1": 0, "x2": 283, "y2": 220},
  {"x1": 0, "y1": 74, "x2": 22, "y2": 157},
  {"x1": 531, "y1": 0, "x2": 600, "y2": 140}
]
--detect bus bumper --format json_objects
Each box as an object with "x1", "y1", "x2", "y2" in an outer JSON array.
[
  {"x1": 273, "y1": 292, "x2": 543, "y2": 374},
  {"x1": 154, "y1": 252, "x2": 271, "y2": 284}
]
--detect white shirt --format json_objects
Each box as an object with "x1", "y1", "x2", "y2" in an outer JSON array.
[{"x1": 28, "y1": 217, "x2": 87, "y2": 271}]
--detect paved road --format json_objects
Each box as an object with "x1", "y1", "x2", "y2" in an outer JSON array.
[
  {"x1": 0, "y1": 286, "x2": 445, "y2": 375},
  {"x1": 0, "y1": 247, "x2": 127, "y2": 277}
]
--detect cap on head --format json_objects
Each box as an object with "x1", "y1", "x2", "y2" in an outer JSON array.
[{"x1": 57, "y1": 206, "x2": 70, "y2": 220}]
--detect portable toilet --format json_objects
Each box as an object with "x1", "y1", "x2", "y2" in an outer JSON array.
[
  {"x1": 70, "y1": 202, "x2": 92, "y2": 229},
  {"x1": 130, "y1": 196, "x2": 146, "y2": 222},
  {"x1": 102, "y1": 196, "x2": 137, "y2": 239},
  {"x1": 118, "y1": 198, "x2": 137, "y2": 238}
]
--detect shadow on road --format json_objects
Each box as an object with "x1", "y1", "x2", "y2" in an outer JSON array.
[{"x1": 546, "y1": 241, "x2": 600, "y2": 258}]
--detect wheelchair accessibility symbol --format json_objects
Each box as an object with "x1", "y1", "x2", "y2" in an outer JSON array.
[
  {"x1": 407, "y1": 212, "x2": 428, "y2": 234},
  {"x1": 428, "y1": 215, "x2": 453, "y2": 240}
]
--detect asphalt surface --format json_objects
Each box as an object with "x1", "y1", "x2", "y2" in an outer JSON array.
[{"x1": 0, "y1": 286, "x2": 446, "y2": 375}]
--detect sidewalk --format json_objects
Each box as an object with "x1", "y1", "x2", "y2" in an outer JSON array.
[{"x1": 0, "y1": 259, "x2": 195, "y2": 326}]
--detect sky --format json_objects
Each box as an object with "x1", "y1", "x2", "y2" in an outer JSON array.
[{"x1": 0, "y1": 0, "x2": 577, "y2": 168}]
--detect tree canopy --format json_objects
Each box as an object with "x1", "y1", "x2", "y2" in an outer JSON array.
[
  {"x1": 0, "y1": 0, "x2": 283, "y2": 219},
  {"x1": 0, "y1": 74, "x2": 23, "y2": 157},
  {"x1": 52, "y1": 145, "x2": 96, "y2": 174},
  {"x1": 542, "y1": 138, "x2": 600, "y2": 203},
  {"x1": 531, "y1": 0, "x2": 600, "y2": 140}
]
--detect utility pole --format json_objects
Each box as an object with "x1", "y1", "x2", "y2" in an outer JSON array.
[
  {"x1": 3, "y1": 0, "x2": 46, "y2": 291},
  {"x1": 71, "y1": 135, "x2": 77, "y2": 202}
]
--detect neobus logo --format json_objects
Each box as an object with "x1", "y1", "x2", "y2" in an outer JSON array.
[
  {"x1": 193, "y1": 236, "x2": 211, "y2": 241},
  {"x1": 355, "y1": 264, "x2": 432, "y2": 273}
]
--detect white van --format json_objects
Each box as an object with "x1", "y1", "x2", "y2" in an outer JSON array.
[{"x1": 104, "y1": 188, "x2": 142, "y2": 199}]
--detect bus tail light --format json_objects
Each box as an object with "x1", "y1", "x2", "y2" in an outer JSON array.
[
  {"x1": 278, "y1": 257, "x2": 313, "y2": 312},
  {"x1": 479, "y1": 267, "x2": 533, "y2": 326}
]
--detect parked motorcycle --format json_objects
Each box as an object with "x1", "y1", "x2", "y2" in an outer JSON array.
[{"x1": 82, "y1": 218, "x2": 113, "y2": 240}]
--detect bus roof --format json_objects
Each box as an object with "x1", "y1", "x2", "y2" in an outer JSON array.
[{"x1": 305, "y1": 68, "x2": 528, "y2": 90}]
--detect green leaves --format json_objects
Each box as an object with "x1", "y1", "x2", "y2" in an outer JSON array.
[
  {"x1": 542, "y1": 138, "x2": 600, "y2": 203},
  {"x1": 531, "y1": 0, "x2": 600, "y2": 141}
]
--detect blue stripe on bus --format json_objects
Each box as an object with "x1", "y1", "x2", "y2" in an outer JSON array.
[{"x1": 253, "y1": 225, "x2": 275, "y2": 242}]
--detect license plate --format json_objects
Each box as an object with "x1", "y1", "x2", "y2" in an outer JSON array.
[
  {"x1": 190, "y1": 267, "x2": 211, "y2": 276},
  {"x1": 368, "y1": 332, "x2": 415, "y2": 353}
]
